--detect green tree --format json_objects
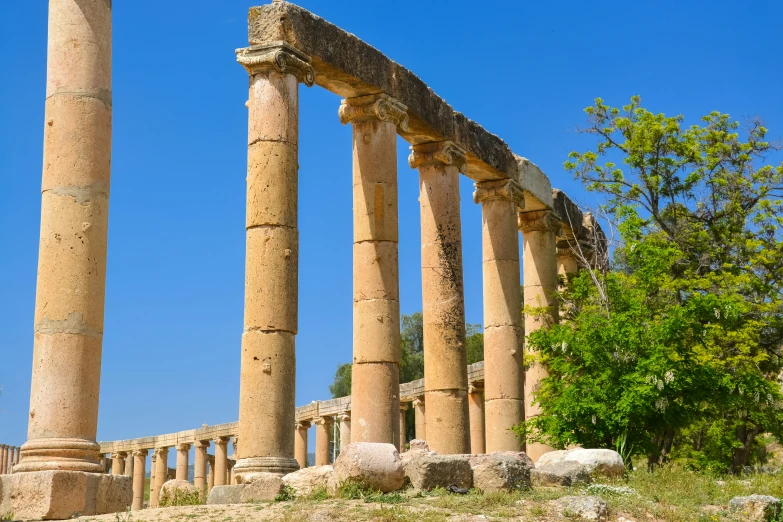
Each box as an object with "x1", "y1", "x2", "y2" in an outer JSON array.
[
  {"x1": 523, "y1": 97, "x2": 783, "y2": 473},
  {"x1": 328, "y1": 363, "x2": 352, "y2": 399},
  {"x1": 466, "y1": 324, "x2": 484, "y2": 365}
]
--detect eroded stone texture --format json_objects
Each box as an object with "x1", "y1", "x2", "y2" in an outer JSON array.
[
  {"x1": 337, "y1": 414, "x2": 351, "y2": 452},
  {"x1": 294, "y1": 422, "x2": 310, "y2": 470},
  {"x1": 550, "y1": 496, "x2": 609, "y2": 521},
  {"x1": 469, "y1": 453, "x2": 532, "y2": 493},
  {"x1": 341, "y1": 94, "x2": 404, "y2": 447},
  {"x1": 194, "y1": 441, "x2": 208, "y2": 490},
  {"x1": 282, "y1": 465, "x2": 333, "y2": 497},
  {"x1": 403, "y1": 453, "x2": 473, "y2": 491},
  {"x1": 332, "y1": 443, "x2": 404, "y2": 493},
  {"x1": 474, "y1": 180, "x2": 525, "y2": 453},
  {"x1": 531, "y1": 460, "x2": 591, "y2": 487},
  {"x1": 411, "y1": 141, "x2": 470, "y2": 455},
  {"x1": 412, "y1": 398, "x2": 426, "y2": 441}
]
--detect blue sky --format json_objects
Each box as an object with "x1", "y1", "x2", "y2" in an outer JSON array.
[{"x1": 1, "y1": 0, "x2": 781, "y2": 465}]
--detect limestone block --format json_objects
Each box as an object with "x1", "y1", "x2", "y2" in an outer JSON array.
[
  {"x1": 531, "y1": 461, "x2": 591, "y2": 487},
  {"x1": 352, "y1": 299, "x2": 400, "y2": 364},
  {"x1": 516, "y1": 157, "x2": 553, "y2": 210},
  {"x1": 729, "y1": 495, "x2": 782, "y2": 521},
  {"x1": 159, "y1": 479, "x2": 199, "y2": 504},
  {"x1": 469, "y1": 453, "x2": 532, "y2": 493},
  {"x1": 549, "y1": 495, "x2": 608, "y2": 521},
  {"x1": 246, "y1": 141, "x2": 298, "y2": 228},
  {"x1": 403, "y1": 453, "x2": 472, "y2": 491},
  {"x1": 350, "y1": 363, "x2": 400, "y2": 444},
  {"x1": 422, "y1": 391, "x2": 470, "y2": 455},
  {"x1": 0, "y1": 471, "x2": 131, "y2": 521},
  {"x1": 239, "y1": 473, "x2": 284, "y2": 503},
  {"x1": 282, "y1": 465, "x2": 333, "y2": 497},
  {"x1": 248, "y1": 71, "x2": 298, "y2": 145},
  {"x1": 206, "y1": 485, "x2": 247, "y2": 505},
  {"x1": 409, "y1": 440, "x2": 430, "y2": 452},
  {"x1": 536, "y1": 449, "x2": 625, "y2": 478},
  {"x1": 332, "y1": 443, "x2": 404, "y2": 493}
]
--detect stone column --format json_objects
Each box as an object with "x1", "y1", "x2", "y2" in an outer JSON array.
[
  {"x1": 194, "y1": 441, "x2": 209, "y2": 490},
  {"x1": 234, "y1": 43, "x2": 313, "y2": 478},
  {"x1": 124, "y1": 450, "x2": 134, "y2": 477},
  {"x1": 214, "y1": 438, "x2": 228, "y2": 486},
  {"x1": 518, "y1": 210, "x2": 560, "y2": 462},
  {"x1": 1, "y1": 446, "x2": 7, "y2": 474},
  {"x1": 17, "y1": 0, "x2": 112, "y2": 477},
  {"x1": 176, "y1": 443, "x2": 190, "y2": 481},
  {"x1": 294, "y1": 422, "x2": 310, "y2": 469},
  {"x1": 410, "y1": 141, "x2": 471, "y2": 455},
  {"x1": 154, "y1": 447, "x2": 169, "y2": 505},
  {"x1": 131, "y1": 450, "x2": 147, "y2": 511},
  {"x1": 474, "y1": 179, "x2": 526, "y2": 453},
  {"x1": 412, "y1": 397, "x2": 426, "y2": 441},
  {"x1": 339, "y1": 93, "x2": 408, "y2": 446},
  {"x1": 337, "y1": 413, "x2": 351, "y2": 452},
  {"x1": 207, "y1": 455, "x2": 215, "y2": 491},
  {"x1": 149, "y1": 452, "x2": 158, "y2": 508},
  {"x1": 228, "y1": 460, "x2": 235, "y2": 485},
  {"x1": 468, "y1": 385, "x2": 486, "y2": 454},
  {"x1": 15, "y1": 447, "x2": 21, "y2": 469},
  {"x1": 111, "y1": 452, "x2": 125, "y2": 475},
  {"x1": 399, "y1": 403, "x2": 408, "y2": 452},
  {"x1": 314, "y1": 417, "x2": 332, "y2": 466}
]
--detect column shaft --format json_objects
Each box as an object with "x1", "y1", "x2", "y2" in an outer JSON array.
[
  {"x1": 214, "y1": 438, "x2": 228, "y2": 486},
  {"x1": 314, "y1": 418, "x2": 332, "y2": 466},
  {"x1": 18, "y1": 0, "x2": 111, "y2": 474},
  {"x1": 111, "y1": 453, "x2": 125, "y2": 475},
  {"x1": 338, "y1": 414, "x2": 351, "y2": 452},
  {"x1": 399, "y1": 404, "x2": 408, "y2": 452},
  {"x1": 154, "y1": 448, "x2": 169, "y2": 505},
  {"x1": 519, "y1": 210, "x2": 560, "y2": 462},
  {"x1": 149, "y1": 454, "x2": 158, "y2": 508},
  {"x1": 468, "y1": 386, "x2": 486, "y2": 454},
  {"x1": 207, "y1": 456, "x2": 215, "y2": 491},
  {"x1": 131, "y1": 450, "x2": 147, "y2": 511},
  {"x1": 194, "y1": 441, "x2": 208, "y2": 490},
  {"x1": 411, "y1": 141, "x2": 470, "y2": 455},
  {"x1": 176, "y1": 444, "x2": 190, "y2": 481},
  {"x1": 474, "y1": 180, "x2": 525, "y2": 453},
  {"x1": 294, "y1": 423, "x2": 309, "y2": 469},
  {"x1": 1, "y1": 446, "x2": 7, "y2": 474},
  {"x1": 235, "y1": 43, "x2": 313, "y2": 477},
  {"x1": 340, "y1": 94, "x2": 407, "y2": 446},
  {"x1": 413, "y1": 398, "x2": 426, "y2": 441}
]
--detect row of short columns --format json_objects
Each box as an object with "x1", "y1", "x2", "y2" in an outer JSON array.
[{"x1": 0, "y1": 445, "x2": 21, "y2": 474}]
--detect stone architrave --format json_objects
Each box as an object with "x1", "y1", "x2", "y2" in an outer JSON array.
[
  {"x1": 474, "y1": 179, "x2": 526, "y2": 453},
  {"x1": 176, "y1": 443, "x2": 191, "y2": 481},
  {"x1": 213, "y1": 437, "x2": 229, "y2": 486},
  {"x1": 410, "y1": 140, "x2": 470, "y2": 455},
  {"x1": 337, "y1": 413, "x2": 351, "y2": 452},
  {"x1": 468, "y1": 385, "x2": 486, "y2": 454},
  {"x1": 314, "y1": 417, "x2": 333, "y2": 466},
  {"x1": 294, "y1": 422, "x2": 310, "y2": 469},
  {"x1": 131, "y1": 450, "x2": 147, "y2": 511},
  {"x1": 194, "y1": 440, "x2": 209, "y2": 489},
  {"x1": 518, "y1": 210, "x2": 560, "y2": 462},
  {"x1": 339, "y1": 93, "x2": 407, "y2": 447},
  {"x1": 234, "y1": 42, "x2": 314, "y2": 477},
  {"x1": 412, "y1": 397, "x2": 426, "y2": 441}
]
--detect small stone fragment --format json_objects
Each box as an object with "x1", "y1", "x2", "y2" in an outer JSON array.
[
  {"x1": 549, "y1": 495, "x2": 608, "y2": 521},
  {"x1": 531, "y1": 460, "x2": 591, "y2": 487}
]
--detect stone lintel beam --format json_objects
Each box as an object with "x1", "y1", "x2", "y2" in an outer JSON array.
[
  {"x1": 551, "y1": 189, "x2": 585, "y2": 241},
  {"x1": 247, "y1": 2, "x2": 519, "y2": 183}
]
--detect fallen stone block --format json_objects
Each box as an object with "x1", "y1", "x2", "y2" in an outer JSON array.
[
  {"x1": 537, "y1": 448, "x2": 625, "y2": 477},
  {"x1": 531, "y1": 461, "x2": 591, "y2": 487},
  {"x1": 550, "y1": 495, "x2": 608, "y2": 521},
  {"x1": 239, "y1": 473, "x2": 285, "y2": 503},
  {"x1": 469, "y1": 452, "x2": 532, "y2": 493},
  {"x1": 206, "y1": 484, "x2": 247, "y2": 505},
  {"x1": 403, "y1": 453, "x2": 473, "y2": 491},
  {"x1": 729, "y1": 495, "x2": 782, "y2": 521},
  {"x1": 159, "y1": 479, "x2": 199, "y2": 505},
  {"x1": 332, "y1": 442, "x2": 404, "y2": 493},
  {"x1": 282, "y1": 465, "x2": 333, "y2": 497}
]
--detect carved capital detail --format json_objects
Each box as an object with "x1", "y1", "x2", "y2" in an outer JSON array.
[
  {"x1": 295, "y1": 421, "x2": 311, "y2": 430},
  {"x1": 339, "y1": 93, "x2": 409, "y2": 132},
  {"x1": 412, "y1": 397, "x2": 425, "y2": 408},
  {"x1": 408, "y1": 141, "x2": 467, "y2": 173},
  {"x1": 214, "y1": 437, "x2": 230, "y2": 446},
  {"x1": 236, "y1": 42, "x2": 315, "y2": 87},
  {"x1": 400, "y1": 402, "x2": 409, "y2": 412},
  {"x1": 176, "y1": 443, "x2": 191, "y2": 452},
  {"x1": 337, "y1": 412, "x2": 351, "y2": 422},
  {"x1": 313, "y1": 416, "x2": 333, "y2": 427},
  {"x1": 132, "y1": 449, "x2": 148, "y2": 458},
  {"x1": 473, "y1": 179, "x2": 525, "y2": 209},
  {"x1": 195, "y1": 440, "x2": 210, "y2": 449},
  {"x1": 518, "y1": 209, "x2": 561, "y2": 234}
]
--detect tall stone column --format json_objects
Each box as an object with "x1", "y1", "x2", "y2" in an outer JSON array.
[
  {"x1": 154, "y1": 447, "x2": 169, "y2": 505},
  {"x1": 339, "y1": 93, "x2": 408, "y2": 446},
  {"x1": 194, "y1": 441, "x2": 208, "y2": 490},
  {"x1": 17, "y1": 0, "x2": 112, "y2": 477},
  {"x1": 294, "y1": 422, "x2": 310, "y2": 469},
  {"x1": 131, "y1": 450, "x2": 147, "y2": 511},
  {"x1": 412, "y1": 397, "x2": 426, "y2": 441},
  {"x1": 410, "y1": 141, "x2": 470, "y2": 455},
  {"x1": 399, "y1": 403, "x2": 408, "y2": 452},
  {"x1": 474, "y1": 179, "x2": 526, "y2": 453},
  {"x1": 314, "y1": 417, "x2": 332, "y2": 466},
  {"x1": 337, "y1": 413, "x2": 351, "y2": 452},
  {"x1": 518, "y1": 210, "x2": 560, "y2": 462},
  {"x1": 207, "y1": 455, "x2": 215, "y2": 491},
  {"x1": 176, "y1": 443, "x2": 190, "y2": 481},
  {"x1": 214, "y1": 438, "x2": 229, "y2": 486},
  {"x1": 124, "y1": 450, "x2": 134, "y2": 477},
  {"x1": 234, "y1": 43, "x2": 313, "y2": 477},
  {"x1": 228, "y1": 460, "x2": 235, "y2": 485},
  {"x1": 468, "y1": 385, "x2": 486, "y2": 454},
  {"x1": 111, "y1": 452, "x2": 125, "y2": 475},
  {"x1": 1, "y1": 446, "x2": 7, "y2": 474},
  {"x1": 149, "y1": 453, "x2": 158, "y2": 508}
]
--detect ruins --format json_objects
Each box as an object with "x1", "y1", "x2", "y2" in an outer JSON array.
[{"x1": 0, "y1": 0, "x2": 605, "y2": 519}]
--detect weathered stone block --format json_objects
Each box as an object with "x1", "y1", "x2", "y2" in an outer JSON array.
[
  {"x1": 469, "y1": 453, "x2": 532, "y2": 493},
  {"x1": 729, "y1": 495, "x2": 782, "y2": 521},
  {"x1": 239, "y1": 473, "x2": 284, "y2": 502},
  {"x1": 531, "y1": 460, "x2": 591, "y2": 487},
  {"x1": 549, "y1": 495, "x2": 608, "y2": 521},
  {"x1": 536, "y1": 449, "x2": 625, "y2": 477},
  {"x1": 282, "y1": 465, "x2": 333, "y2": 497},
  {"x1": 403, "y1": 453, "x2": 473, "y2": 491},
  {"x1": 332, "y1": 443, "x2": 404, "y2": 493},
  {"x1": 206, "y1": 484, "x2": 247, "y2": 505}
]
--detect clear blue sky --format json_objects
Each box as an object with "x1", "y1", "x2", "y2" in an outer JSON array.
[{"x1": 1, "y1": 0, "x2": 781, "y2": 463}]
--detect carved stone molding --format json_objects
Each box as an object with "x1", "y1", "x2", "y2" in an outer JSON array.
[
  {"x1": 236, "y1": 42, "x2": 315, "y2": 86},
  {"x1": 412, "y1": 396, "x2": 424, "y2": 407},
  {"x1": 408, "y1": 141, "x2": 467, "y2": 173},
  {"x1": 176, "y1": 443, "x2": 191, "y2": 452},
  {"x1": 295, "y1": 421, "x2": 311, "y2": 430},
  {"x1": 337, "y1": 412, "x2": 351, "y2": 422},
  {"x1": 473, "y1": 179, "x2": 525, "y2": 209},
  {"x1": 132, "y1": 449, "x2": 148, "y2": 458},
  {"x1": 195, "y1": 440, "x2": 210, "y2": 449},
  {"x1": 518, "y1": 210, "x2": 560, "y2": 234},
  {"x1": 313, "y1": 416, "x2": 333, "y2": 426},
  {"x1": 400, "y1": 402, "x2": 409, "y2": 412},
  {"x1": 338, "y1": 93, "x2": 409, "y2": 132},
  {"x1": 468, "y1": 384, "x2": 484, "y2": 394}
]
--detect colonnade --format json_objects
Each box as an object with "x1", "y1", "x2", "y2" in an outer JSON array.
[{"x1": 0, "y1": 445, "x2": 20, "y2": 474}]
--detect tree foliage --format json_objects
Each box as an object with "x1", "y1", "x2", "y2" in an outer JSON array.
[{"x1": 524, "y1": 97, "x2": 783, "y2": 473}]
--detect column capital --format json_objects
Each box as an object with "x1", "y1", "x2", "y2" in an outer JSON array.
[
  {"x1": 400, "y1": 402, "x2": 409, "y2": 412},
  {"x1": 176, "y1": 443, "x2": 191, "y2": 452},
  {"x1": 336, "y1": 411, "x2": 351, "y2": 422},
  {"x1": 295, "y1": 421, "x2": 311, "y2": 430},
  {"x1": 195, "y1": 440, "x2": 210, "y2": 449},
  {"x1": 518, "y1": 209, "x2": 560, "y2": 234},
  {"x1": 132, "y1": 449, "x2": 148, "y2": 458},
  {"x1": 412, "y1": 396, "x2": 425, "y2": 407},
  {"x1": 468, "y1": 384, "x2": 484, "y2": 394},
  {"x1": 153, "y1": 447, "x2": 168, "y2": 457},
  {"x1": 338, "y1": 93, "x2": 409, "y2": 132},
  {"x1": 213, "y1": 437, "x2": 230, "y2": 445},
  {"x1": 313, "y1": 416, "x2": 333, "y2": 427},
  {"x1": 408, "y1": 141, "x2": 467, "y2": 173},
  {"x1": 236, "y1": 42, "x2": 315, "y2": 86},
  {"x1": 473, "y1": 179, "x2": 525, "y2": 210}
]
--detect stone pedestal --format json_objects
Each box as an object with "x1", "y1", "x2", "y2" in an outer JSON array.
[
  {"x1": 412, "y1": 397, "x2": 426, "y2": 441},
  {"x1": 410, "y1": 141, "x2": 470, "y2": 455},
  {"x1": 131, "y1": 450, "x2": 147, "y2": 511},
  {"x1": 234, "y1": 43, "x2": 313, "y2": 478},
  {"x1": 176, "y1": 443, "x2": 190, "y2": 481},
  {"x1": 468, "y1": 385, "x2": 486, "y2": 454},
  {"x1": 337, "y1": 413, "x2": 351, "y2": 452},
  {"x1": 474, "y1": 179, "x2": 526, "y2": 453},
  {"x1": 294, "y1": 422, "x2": 310, "y2": 469},
  {"x1": 214, "y1": 438, "x2": 229, "y2": 486},
  {"x1": 339, "y1": 93, "x2": 407, "y2": 447},
  {"x1": 518, "y1": 210, "x2": 560, "y2": 462},
  {"x1": 314, "y1": 417, "x2": 332, "y2": 466},
  {"x1": 194, "y1": 441, "x2": 208, "y2": 489}
]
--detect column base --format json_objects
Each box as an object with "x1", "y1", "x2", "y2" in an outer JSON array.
[
  {"x1": 0, "y1": 471, "x2": 132, "y2": 521},
  {"x1": 15, "y1": 438, "x2": 104, "y2": 473},
  {"x1": 233, "y1": 456, "x2": 299, "y2": 478}
]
